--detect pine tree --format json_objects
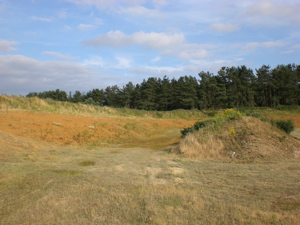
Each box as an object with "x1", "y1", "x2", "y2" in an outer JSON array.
[
  {"x1": 157, "y1": 76, "x2": 171, "y2": 111},
  {"x1": 255, "y1": 65, "x2": 275, "y2": 107}
]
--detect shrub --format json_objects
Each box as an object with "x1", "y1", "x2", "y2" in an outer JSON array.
[
  {"x1": 222, "y1": 109, "x2": 242, "y2": 120},
  {"x1": 271, "y1": 119, "x2": 295, "y2": 134},
  {"x1": 205, "y1": 111, "x2": 217, "y2": 117},
  {"x1": 181, "y1": 119, "x2": 216, "y2": 137}
]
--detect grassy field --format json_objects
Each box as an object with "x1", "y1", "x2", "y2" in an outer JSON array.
[
  {"x1": 1, "y1": 138, "x2": 299, "y2": 225},
  {"x1": 1, "y1": 96, "x2": 300, "y2": 224}
]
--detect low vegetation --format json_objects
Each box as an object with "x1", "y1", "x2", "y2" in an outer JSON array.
[
  {"x1": 177, "y1": 109, "x2": 300, "y2": 161},
  {"x1": 0, "y1": 95, "x2": 206, "y2": 119},
  {"x1": 1, "y1": 96, "x2": 300, "y2": 224},
  {"x1": 1, "y1": 135, "x2": 300, "y2": 225},
  {"x1": 270, "y1": 119, "x2": 295, "y2": 134}
]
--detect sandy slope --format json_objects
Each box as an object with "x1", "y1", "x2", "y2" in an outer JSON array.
[{"x1": 0, "y1": 111, "x2": 197, "y2": 149}]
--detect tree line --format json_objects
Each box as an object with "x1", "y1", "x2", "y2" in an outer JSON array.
[{"x1": 27, "y1": 64, "x2": 300, "y2": 110}]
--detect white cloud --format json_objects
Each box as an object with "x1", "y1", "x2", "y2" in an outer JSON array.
[
  {"x1": 133, "y1": 31, "x2": 185, "y2": 49},
  {"x1": 30, "y1": 16, "x2": 52, "y2": 22},
  {"x1": 151, "y1": 56, "x2": 161, "y2": 62},
  {"x1": 0, "y1": 40, "x2": 19, "y2": 52},
  {"x1": 42, "y1": 51, "x2": 78, "y2": 60},
  {"x1": 210, "y1": 23, "x2": 239, "y2": 32},
  {"x1": 83, "y1": 31, "x2": 211, "y2": 61},
  {"x1": 77, "y1": 23, "x2": 95, "y2": 31},
  {"x1": 130, "y1": 65, "x2": 185, "y2": 78},
  {"x1": 188, "y1": 58, "x2": 245, "y2": 74},
  {"x1": 245, "y1": 41, "x2": 285, "y2": 51},
  {"x1": 115, "y1": 57, "x2": 131, "y2": 69},
  {"x1": 144, "y1": 65, "x2": 184, "y2": 72},
  {"x1": 282, "y1": 43, "x2": 300, "y2": 54},
  {"x1": 64, "y1": 25, "x2": 72, "y2": 31},
  {"x1": 84, "y1": 30, "x2": 129, "y2": 47},
  {"x1": 178, "y1": 49, "x2": 209, "y2": 60},
  {"x1": 293, "y1": 44, "x2": 300, "y2": 48},
  {"x1": 57, "y1": 10, "x2": 67, "y2": 19},
  {"x1": 82, "y1": 55, "x2": 132, "y2": 69},
  {"x1": 82, "y1": 56, "x2": 105, "y2": 67},
  {"x1": 245, "y1": 1, "x2": 300, "y2": 25},
  {"x1": 65, "y1": 0, "x2": 130, "y2": 10},
  {"x1": 119, "y1": 6, "x2": 162, "y2": 17},
  {"x1": 152, "y1": 0, "x2": 168, "y2": 8},
  {"x1": 65, "y1": 0, "x2": 167, "y2": 10},
  {"x1": 0, "y1": 55, "x2": 95, "y2": 94},
  {"x1": 83, "y1": 31, "x2": 185, "y2": 49}
]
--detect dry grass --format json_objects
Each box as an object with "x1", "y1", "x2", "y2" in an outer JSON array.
[
  {"x1": 176, "y1": 131, "x2": 225, "y2": 159},
  {"x1": 1, "y1": 97, "x2": 300, "y2": 224},
  {"x1": 177, "y1": 116, "x2": 300, "y2": 161},
  {"x1": 1, "y1": 132, "x2": 300, "y2": 224},
  {"x1": 0, "y1": 95, "x2": 206, "y2": 119}
]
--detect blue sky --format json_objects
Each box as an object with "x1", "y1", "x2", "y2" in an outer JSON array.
[{"x1": 0, "y1": 0, "x2": 299, "y2": 95}]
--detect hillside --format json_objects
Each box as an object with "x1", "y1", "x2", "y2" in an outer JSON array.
[
  {"x1": 177, "y1": 116, "x2": 300, "y2": 161},
  {"x1": 0, "y1": 96, "x2": 208, "y2": 150}
]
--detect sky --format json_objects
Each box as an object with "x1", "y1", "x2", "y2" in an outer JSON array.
[{"x1": 0, "y1": 0, "x2": 299, "y2": 95}]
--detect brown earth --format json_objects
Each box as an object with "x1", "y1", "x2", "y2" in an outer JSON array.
[{"x1": 0, "y1": 111, "x2": 197, "y2": 149}]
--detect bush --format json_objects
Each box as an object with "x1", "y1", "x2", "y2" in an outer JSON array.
[
  {"x1": 271, "y1": 119, "x2": 295, "y2": 134},
  {"x1": 276, "y1": 105, "x2": 299, "y2": 112},
  {"x1": 222, "y1": 109, "x2": 242, "y2": 120},
  {"x1": 205, "y1": 111, "x2": 217, "y2": 117},
  {"x1": 181, "y1": 119, "x2": 216, "y2": 137}
]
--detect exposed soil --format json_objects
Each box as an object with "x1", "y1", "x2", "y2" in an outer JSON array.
[{"x1": 0, "y1": 111, "x2": 197, "y2": 149}]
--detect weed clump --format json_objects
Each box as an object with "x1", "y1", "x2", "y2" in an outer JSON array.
[
  {"x1": 221, "y1": 108, "x2": 242, "y2": 120},
  {"x1": 270, "y1": 119, "x2": 295, "y2": 134},
  {"x1": 181, "y1": 109, "x2": 242, "y2": 137},
  {"x1": 180, "y1": 119, "x2": 216, "y2": 137}
]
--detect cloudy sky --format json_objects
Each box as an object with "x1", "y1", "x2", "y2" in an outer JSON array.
[{"x1": 0, "y1": 0, "x2": 299, "y2": 95}]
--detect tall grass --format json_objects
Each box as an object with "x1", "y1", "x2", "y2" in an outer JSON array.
[{"x1": 0, "y1": 95, "x2": 206, "y2": 119}]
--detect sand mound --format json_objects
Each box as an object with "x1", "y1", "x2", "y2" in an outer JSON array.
[{"x1": 178, "y1": 117, "x2": 300, "y2": 161}]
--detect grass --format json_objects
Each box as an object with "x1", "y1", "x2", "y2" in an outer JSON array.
[
  {"x1": 1, "y1": 96, "x2": 300, "y2": 224},
  {"x1": 177, "y1": 109, "x2": 300, "y2": 161},
  {"x1": 1, "y1": 144, "x2": 300, "y2": 225},
  {"x1": 0, "y1": 95, "x2": 206, "y2": 119},
  {"x1": 78, "y1": 160, "x2": 96, "y2": 166}
]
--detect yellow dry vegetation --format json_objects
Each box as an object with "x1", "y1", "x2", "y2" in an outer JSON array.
[
  {"x1": 177, "y1": 116, "x2": 300, "y2": 161},
  {"x1": 1, "y1": 97, "x2": 300, "y2": 224}
]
